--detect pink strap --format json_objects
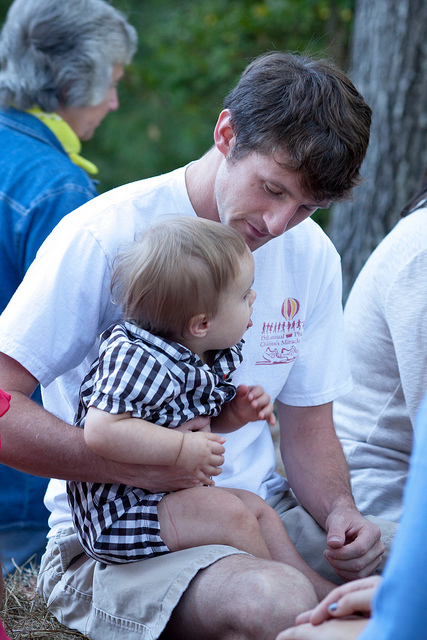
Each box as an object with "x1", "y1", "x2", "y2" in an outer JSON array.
[{"x1": 0, "y1": 620, "x2": 11, "y2": 640}]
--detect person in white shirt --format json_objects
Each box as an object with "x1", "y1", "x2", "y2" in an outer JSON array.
[
  {"x1": 0, "y1": 51, "x2": 385, "y2": 640},
  {"x1": 276, "y1": 387, "x2": 427, "y2": 640},
  {"x1": 334, "y1": 172, "x2": 427, "y2": 523}
]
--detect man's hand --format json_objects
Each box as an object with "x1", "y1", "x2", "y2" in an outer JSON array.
[
  {"x1": 324, "y1": 507, "x2": 384, "y2": 581},
  {"x1": 108, "y1": 461, "x2": 204, "y2": 493},
  {"x1": 277, "y1": 402, "x2": 385, "y2": 582},
  {"x1": 175, "y1": 415, "x2": 211, "y2": 433}
]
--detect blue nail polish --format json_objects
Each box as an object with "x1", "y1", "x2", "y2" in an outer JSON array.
[{"x1": 329, "y1": 602, "x2": 338, "y2": 612}]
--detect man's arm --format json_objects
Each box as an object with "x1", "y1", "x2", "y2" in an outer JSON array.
[
  {"x1": 276, "y1": 400, "x2": 384, "y2": 580},
  {"x1": 0, "y1": 352, "x2": 202, "y2": 492},
  {"x1": 84, "y1": 406, "x2": 225, "y2": 485}
]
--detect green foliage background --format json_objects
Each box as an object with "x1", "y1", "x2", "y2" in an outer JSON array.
[{"x1": 0, "y1": 0, "x2": 355, "y2": 225}]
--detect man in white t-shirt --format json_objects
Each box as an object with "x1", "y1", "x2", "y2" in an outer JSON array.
[{"x1": 0, "y1": 52, "x2": 385, "y2": 640}]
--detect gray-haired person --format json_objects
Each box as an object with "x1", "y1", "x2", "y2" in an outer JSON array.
[
  {"x1": 0, "y1": 52, "x2": 389, "y2": 639},
  {"x1": 0, "y1": 0, "x2": 136, "y2": 573}
]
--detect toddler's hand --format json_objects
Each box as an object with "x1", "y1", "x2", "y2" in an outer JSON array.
[
  {"x1": 176, "y1": 431, "x2": 225, "y2": 485},
  {"x1": 231, "y1": 384, "x2": 276, "y2": 426}
]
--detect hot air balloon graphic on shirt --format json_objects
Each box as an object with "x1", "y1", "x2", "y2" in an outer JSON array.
[
  {"x1": 281, "y1": 298, "x2": 300, "y2": 321},
  {"x1": 256, "y1": 298, "x2": 301, "y2": 365}
]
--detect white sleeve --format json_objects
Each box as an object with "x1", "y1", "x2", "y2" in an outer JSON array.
[
  {"x1": 0, "y1": 215, "x2": 117, "y2": 388},
  {"x1": 276, "y1": 258, "x2": 352, "y2": 406}
]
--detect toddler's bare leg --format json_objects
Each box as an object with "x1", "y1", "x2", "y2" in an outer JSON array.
[
  {"x1": 158, "y1": 486, "x2": 272, "y2": 558},
  {"x1": 221, "y1": 488, "x2": 335, "y2": 601}
]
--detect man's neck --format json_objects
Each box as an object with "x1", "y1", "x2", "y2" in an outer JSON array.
[{"x1": 185, "y1": 147, "x2": 222, "y2": 222}]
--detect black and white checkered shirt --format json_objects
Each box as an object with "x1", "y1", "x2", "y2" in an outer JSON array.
[{"x1": 67, "y1": 322, "x2": 243, "y2": 564}]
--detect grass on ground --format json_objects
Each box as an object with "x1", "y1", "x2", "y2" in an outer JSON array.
[{"x1": 1, "y1": 560, "x2": 87, "y2": 640}]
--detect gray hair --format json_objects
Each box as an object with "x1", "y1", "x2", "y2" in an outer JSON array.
[{"x1": 0, "y1": 0, "x2": 137, "y2": 111}]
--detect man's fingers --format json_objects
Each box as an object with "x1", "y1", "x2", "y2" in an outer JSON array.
[
  {"x1": 325, "y1": 535, "x2": 384, "y2": 563},
  {"x1": 325, "y1": 552, "x2": 382, "y2": 581},
  {"x1": 196, "y1": 471, "x2": 215, "y2": 486},
  {"x1": 332, "y1": 563, "x2": 382, "y2": 582},
  {"x1": 326, "y1": 530, "x2": 346, "y2": 549},
  {"x1": 324, "y1": 514, "x2": 384, "y2": 580}
]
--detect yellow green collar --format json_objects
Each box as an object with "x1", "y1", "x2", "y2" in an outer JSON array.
[{"x1": 27, "y1": 107, "x2": 98, "y2": 175}]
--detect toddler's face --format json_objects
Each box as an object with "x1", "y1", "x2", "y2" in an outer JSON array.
[{"x1": 208, "y1": 252, "x2": 256, "y2": 349}]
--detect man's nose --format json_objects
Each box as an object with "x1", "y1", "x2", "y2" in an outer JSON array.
[{"x1": 263, "y1": 204, "x2": 299, "y2": 237}]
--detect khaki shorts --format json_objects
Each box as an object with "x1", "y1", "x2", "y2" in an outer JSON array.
[
  {"x1": 37, "y1": 492, "x2": 397, "y2": 639},
  {"x1": 37, "y1": 526, "x2": 245, "y2": 640}
]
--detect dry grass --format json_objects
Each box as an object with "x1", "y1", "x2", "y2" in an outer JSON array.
[{"x1": 1, "y1": 561, "x2": 88, "y2": 640}]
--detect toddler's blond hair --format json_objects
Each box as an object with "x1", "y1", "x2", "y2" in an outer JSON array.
[{"x1": 112, "y1": 216, "x2": 251, "y2": 340}]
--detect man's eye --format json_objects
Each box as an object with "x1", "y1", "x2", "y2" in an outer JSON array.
[{"x1": 266, "y1": 185, "x2": 282, "y2": 196}]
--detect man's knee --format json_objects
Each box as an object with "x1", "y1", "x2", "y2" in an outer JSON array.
[
  {"x1": 165, "y1": 554, "x2": 318, "y2": 640},
  {"x1": 231, "y1": 560, "x2": 318, "y2": 631}
]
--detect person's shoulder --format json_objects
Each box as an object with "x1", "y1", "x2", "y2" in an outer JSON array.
[
  {"x1": 98, "y1": 323, "x2": 178, "y2": 397},
  {"x1": 261, "y1": 217, "x2": 339, "y2": 263},
  {"x1": 52, "y1": 165, "x2": 190, "y2": 252},
  {"x1": 291, "y1": 216, "x2": 337, "y2": 246},
  {"x1": 29, "y1": 165, "x2": 191, "y2": 269},
  {"x1": 71, "y1": 165, "x2": 187, "y2": 219},
  {"x1": 100, "y1": 322, "x2": 163, "y2": 360},
  {"x1": 0, "y1": 107, "x2": 96, "y2": 193},
  {"x1": 98, "y1": 323, "x2": 151, "y2": 365},
  {"x1": 0, "y1": 107, "x2": 65, "y2": 156},
  {"x1": 392, "y1": 206, "x2": 427, "y2": 245},
  {"x1": 366, "y1": 206, "x2": 427, "y2": 272}
]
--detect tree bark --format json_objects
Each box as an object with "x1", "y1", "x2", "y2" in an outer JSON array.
[{"x1": 328, "y1": 0, "x2": 427, "y2": 301}]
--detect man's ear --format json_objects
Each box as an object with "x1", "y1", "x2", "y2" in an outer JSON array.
[
  {"x1": 213, "y1": 109, "x2": 235, "y2": 157},
  {"x1": 186, "y1": 313, "x2": 210, "y2": 338}
]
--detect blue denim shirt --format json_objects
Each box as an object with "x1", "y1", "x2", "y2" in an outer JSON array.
[
  {"x1": 0, "y1": 108, "x2": 98, "y2": 550},
  {"x1": 0, "y1": 107, "x2": 98, "y2": 314}
]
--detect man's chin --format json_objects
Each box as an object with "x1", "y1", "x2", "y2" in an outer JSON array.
[
  {"x1": 241, "y1": 222, "x2": 273, "y2": 251},
  {"x1": 221, "y1": 218, "x2": 273, "y2": 250},
  {"x1": 245, "y1": 234, "x2": 274, "y2": 252}
]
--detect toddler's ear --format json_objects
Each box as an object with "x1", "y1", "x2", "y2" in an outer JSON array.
[{"x1": 186, "y1": 313, "x2": 210, "y2": 338}]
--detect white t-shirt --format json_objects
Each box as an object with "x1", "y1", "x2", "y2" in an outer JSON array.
[
  {"x1": 334, "y1": 206, "x2": 427, "y2": 523},
  {"x1": 0, "y1": 165, "x2": 351, "y2": 535}
]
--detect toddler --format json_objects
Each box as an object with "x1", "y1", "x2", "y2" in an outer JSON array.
[{"x1": 67, "y1": 217, "x2": 333, "y2": 599}]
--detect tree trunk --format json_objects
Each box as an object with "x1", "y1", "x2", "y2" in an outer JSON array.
[{"x1": 328, "y1": 0, "x2": 427, "y2": 301}]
